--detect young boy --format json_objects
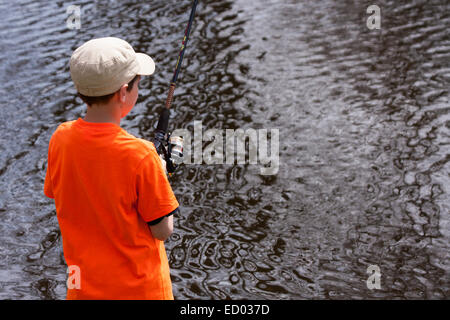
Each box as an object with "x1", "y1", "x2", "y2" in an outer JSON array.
[{"x1": 44, "y1": 37, "x2": 179, "y2": 300}]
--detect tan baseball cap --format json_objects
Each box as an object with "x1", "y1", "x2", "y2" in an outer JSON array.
[{"x1": 70, "y1": 37, "x2": 155, "y2": 97}]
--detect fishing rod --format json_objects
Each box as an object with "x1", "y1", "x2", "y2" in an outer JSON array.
[{"x1": 153, "y1": 0, "x2": 199, "y2": 175}]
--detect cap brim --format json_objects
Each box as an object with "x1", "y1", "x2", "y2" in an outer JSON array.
[{"x1": 136, "y1": 53, "x2": 155, "y2": 76}]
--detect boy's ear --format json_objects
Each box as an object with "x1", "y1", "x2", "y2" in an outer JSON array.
[{"x1": 118, "y1": 84, "x2": 128, "y2": 103}]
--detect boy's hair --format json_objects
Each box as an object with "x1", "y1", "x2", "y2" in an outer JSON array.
[{"x1": 78, "y1": 75, "x2": 140, "y2": 107}]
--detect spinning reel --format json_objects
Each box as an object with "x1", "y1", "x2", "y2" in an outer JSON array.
[{"x1": 152, "y1": 108, "x2": 183, "y2": 176}]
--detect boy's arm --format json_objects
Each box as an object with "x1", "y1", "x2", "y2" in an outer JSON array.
[
  {"x1": 148, "y1": 155, "x2": 177, "y2": 241},
  {"x1": 135, "y1": 148, "x2": 179, "y2": 240},
  {"x1": 147, "y1": 208, "x2": 178, "y2": 240},
  {"x1": 149, "y1": 215, "x2": 173, "y2": 241}
]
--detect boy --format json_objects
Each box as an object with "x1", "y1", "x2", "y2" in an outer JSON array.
[{"x1": 44, "y1": 37, "x2": 179, "y2": 300}]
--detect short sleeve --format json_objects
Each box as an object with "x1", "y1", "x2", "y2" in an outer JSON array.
[
  {"x1": 135, "y1": 148, "x2": 179, "y2": 222},
  {"x1": 44, "y1": 137, "x2": 55, "y2": 199},
  {"x1": 44, "y1": 166, "x2": 54, "y2": 199}
]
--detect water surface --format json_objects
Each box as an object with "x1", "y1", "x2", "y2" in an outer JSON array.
[{"x1": 0, "y1": 0, "x2": 449, "y2": 299}]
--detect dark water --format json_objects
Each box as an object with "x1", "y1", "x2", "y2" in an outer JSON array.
[{"x1": 0, "y1": 0, "x2": 449, "y2": 299}]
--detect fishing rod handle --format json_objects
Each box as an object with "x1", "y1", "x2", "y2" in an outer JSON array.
[{"x1": 165, "y1": 83, "x2": 176, "y2": 109}]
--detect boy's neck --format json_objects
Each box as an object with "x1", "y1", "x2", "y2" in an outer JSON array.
[{"x1": 84, "y1": 104, "x2": 120, "y2": 126}]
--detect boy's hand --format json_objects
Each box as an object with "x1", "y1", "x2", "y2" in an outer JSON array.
[{"x1": 159, "y1": 154, "x2": 167, "y2": 173}]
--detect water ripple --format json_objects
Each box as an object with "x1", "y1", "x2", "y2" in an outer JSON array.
[{"x1": 0, "y1": 0, "x2": 448, "y2": 300}]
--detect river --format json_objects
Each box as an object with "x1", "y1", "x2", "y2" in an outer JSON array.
[{"x1": 0, "y1": 0, "x2": 448, "y2": 299}]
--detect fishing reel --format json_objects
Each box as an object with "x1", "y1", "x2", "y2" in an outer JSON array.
[{"x1": 153, "y1": 123, "x2": 184, "y2": 176}]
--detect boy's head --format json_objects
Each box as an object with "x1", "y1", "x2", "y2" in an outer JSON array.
[{"x1": 70, "y1": 37, "x2": 155, "y2": 118}]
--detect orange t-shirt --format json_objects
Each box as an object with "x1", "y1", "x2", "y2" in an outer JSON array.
[{"x1": 44, "y1": 118, "x2": 179, "y2": 300}]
